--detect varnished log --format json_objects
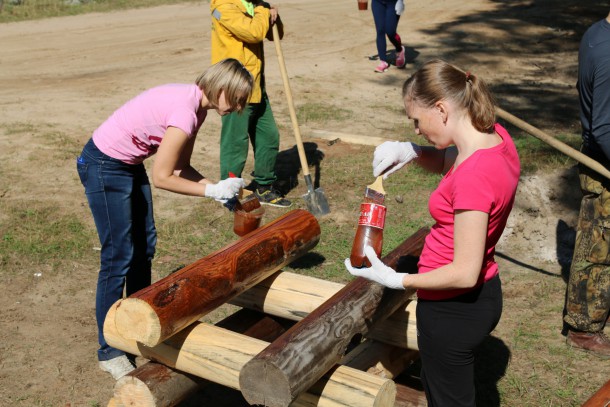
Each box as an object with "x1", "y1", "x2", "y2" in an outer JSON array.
[
  {"x1": 341, "y1": 340, "x2": 419, "y2": 379},
  {"x1": 231, "y1": 272, "x2": 419, "y2": 350},
  {"x1": 582, "y1": 378, "x2": 610, "y2": 407},
  {"x1": 112, "y1": 209, "x2": 320, "y2": 347},
  {"x1": 104, "y1": 303, "x2": 396, "y2": 407},
  {"x1": 113, "y1": 309, "x2": 292, "y2": 407},
  {"x1": 239, "y1": 228, "x2": 428, "y2": 407},
  {"x1": 394, "y1": 383, "x2": 427, "y2": 407}
]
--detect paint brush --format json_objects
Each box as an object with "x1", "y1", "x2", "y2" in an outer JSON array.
[{"x1": 363, "y1": 176, "x2": 386, "y2": 204}]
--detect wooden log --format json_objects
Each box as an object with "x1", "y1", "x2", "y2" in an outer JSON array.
[
  {"x1": 113, "y1": 309, "x2": 292, "y2": 407},
  {"x1": 341, "y1": 340, "x2": 419, "y2": 379},
  {"x1": 582, "y1": 378, "x2": 610, "y2": 407},
  {"x1": 112, "y1": 209, "x2": 320, "y2": 347},
  {"x1": 107, "y1": 397, "x2": 121, "y2": 407},
  {"x1": 230, "y1": 272, "x2": 419, "y2": 350},
  {"x1": 394, "y1": 383, "x2": 427, "y2": 407},
  {"x1": 104, "y1": 304, "x2": 396, "y2": 407},
  {"x1": 239, "y1": 228, "x2": 428, "y2": 407}
]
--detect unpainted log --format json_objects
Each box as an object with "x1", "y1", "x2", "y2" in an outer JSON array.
[
  {"x1": 104, "y1": 303, "x2": 396, "y2": 407},
  {"x1": 112, "y1": 209, "x2": 320, "y2": 347},
  {"x1": 113, "y1": 309, "x2": 292, "y2": 407},
  {"x1": 341, "y1": 340, "x2": 419, "y2": 379},
  {"x1": 231, "y1": 272, "x2": 419, "y2": 350},
  {"x1": 239, "y1": 228, "x2": 428, "y2": 407}
]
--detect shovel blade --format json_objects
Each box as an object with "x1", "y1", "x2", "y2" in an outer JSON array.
[{"x1": 302, "y1": 187, "x2": 330, "y2": 217}]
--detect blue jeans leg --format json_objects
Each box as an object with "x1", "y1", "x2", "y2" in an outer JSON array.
[{"x1": 77, "y1": 139, "x2": 156, "y2": 361}]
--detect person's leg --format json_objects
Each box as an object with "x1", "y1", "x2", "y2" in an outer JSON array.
[
  {"x1": 248, "y1": 93, "x2": 292, "y2": 207},
  {"x1": 417, "y1": 276, "x2": 502, "y2": 406},
  {"x1": 78, "y1": 139, "x2": 137, "y2": 362},
  {"x1": 220, "y1": 107, "x2": 253, "y2": 180},
  {"x1": 371, "y1": 0, "x2": 389, "y2": 72},
  {"x1": 383, "y1": 2, "x2": 406, "y2": 68},
  {"x1": 127, "y1": 165, "x2": 155, "y2": 296},
  {"x1": 564, "y1": 167, "x2": 610, "y2": 357}
]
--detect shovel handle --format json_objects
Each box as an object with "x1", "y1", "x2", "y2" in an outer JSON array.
[
  {"x1": 272, "y1": 24, "x2": 311, "y2": 178},
  {"x1": 495, "y1": 107, "x2": 610, "y2": 180}
]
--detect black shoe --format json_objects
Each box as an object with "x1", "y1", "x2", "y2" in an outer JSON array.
[{"x1": 254, "y1": 186, "x2": 292, "y2": 208}]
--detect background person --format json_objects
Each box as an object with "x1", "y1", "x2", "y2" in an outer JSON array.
[
  {"x1": 371, "y1": 0, "x2": 406, "y2": 73},
  {"x1": 563, "y1": 11, "x2": 610, "y2": 359},
  {"x1": 345, "y1": 59, "x2": 520, "y2": 406},
  {"x1": 210, "y1": 0, "x2": 292, "y2": 207},
  {"x1": 76, "y1": 58, "x2": 252, "y2": 380}
]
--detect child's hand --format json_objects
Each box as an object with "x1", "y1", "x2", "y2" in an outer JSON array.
[{"x1": 204, "y1": 178, "x2": 245, "y2": 200}]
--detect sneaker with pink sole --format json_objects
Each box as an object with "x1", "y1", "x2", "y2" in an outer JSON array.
[
  {"x1": 374, "y1": 61, "x2": 389, "y2": 73},
  {"x1": 396, "y1": 46, "x2": 406, "y2": 68}
]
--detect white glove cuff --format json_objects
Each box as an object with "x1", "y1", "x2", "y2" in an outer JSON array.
[{"x1": 204, "y1": 183, "x2": 219, "y2": 198}]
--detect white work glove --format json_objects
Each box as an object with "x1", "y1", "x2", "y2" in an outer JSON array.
[
  {"x1": 204, "y1": 178, "x2": 245, "y2": 200},
  {"x1": 344, "y1": 246, "x2": 406, "y2": 290},
  {"x1": 372, "y1": 141, "x2": 421, "y2": 179},
  {"x1": 395, "y1": 0, "x2": 404, "y2": 15}
]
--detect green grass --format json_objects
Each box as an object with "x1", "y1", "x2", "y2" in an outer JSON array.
[{"x1": 0, "y1": 0, "x2": 198, "y2": 23}]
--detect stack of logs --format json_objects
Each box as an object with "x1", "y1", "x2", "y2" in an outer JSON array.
[{"x1": 104, "y1": 209, "x2": 428, "y2": 407}]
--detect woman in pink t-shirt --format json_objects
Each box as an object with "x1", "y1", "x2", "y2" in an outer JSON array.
[
  {"x1": 76, "y1": 59, "x2": 252, "y2": 380},
  {"x1": 346, "y1": 59, "x2": 520, "y2": 406}
]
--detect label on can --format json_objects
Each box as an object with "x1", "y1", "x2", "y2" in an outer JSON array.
[{"x1": 358, "y1": 203, "x2": 386, "y2": 229}]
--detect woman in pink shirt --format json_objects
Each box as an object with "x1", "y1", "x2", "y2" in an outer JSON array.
[
  {"x1": 346, "y1": 59, "x2": 520, "y2": 406},
  {"x1": 76, "y1": 58, "x2": 252, "y2": 380}
]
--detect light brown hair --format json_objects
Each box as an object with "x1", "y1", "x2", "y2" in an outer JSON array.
[
  {"x1": 195, "y1": 58, "x2": 253, "y2": 113},
  {"x1": 402, "y1": 59, "x2": 496, "y2": 133}
]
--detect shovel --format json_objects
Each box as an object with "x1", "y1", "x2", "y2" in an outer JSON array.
[{"x1": 272, "y1": 24, "x2": 330, "y2": 217}]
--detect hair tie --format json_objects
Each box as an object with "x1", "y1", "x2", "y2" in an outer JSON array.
[{"x1": 465, "y1": 71, "x2": 471, "y2": 81}]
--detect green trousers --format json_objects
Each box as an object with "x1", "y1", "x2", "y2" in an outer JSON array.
[
  {"x1": 565, "y1": 164, "x2": 610, "y2": 332},
  {"x1": 219, "y1": 92, "x2": 279, "y2": 187}
]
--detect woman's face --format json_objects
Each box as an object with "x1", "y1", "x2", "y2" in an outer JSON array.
[
  {"x1": 215, "y1": 91, "x2": 240, "y2": 116},
  {"x1": 405, "y1": 99, "x2": 451, "y2": 149}
]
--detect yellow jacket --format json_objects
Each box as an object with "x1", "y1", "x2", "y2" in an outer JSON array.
[{"x1": 210, "y1": 0, "x2": 283, "y2": 103}]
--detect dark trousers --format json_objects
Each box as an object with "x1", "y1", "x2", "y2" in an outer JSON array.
[
  {"x1": 371, "y1": 0, "x2": 402, "y2": 62},
  {"x1": 417, "y1": 275, "x2": 502, "y2": 407}
]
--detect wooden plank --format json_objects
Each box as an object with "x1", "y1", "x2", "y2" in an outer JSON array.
[
  {"x1": 111, "y1": 209, "x2": 320, "y2": 347},
  {"x1": 239, "y1": 228, "x2": 428, "y2": 407},
  {"x1": 582, "y1": 379, "x2": 610, "y2": 407}
]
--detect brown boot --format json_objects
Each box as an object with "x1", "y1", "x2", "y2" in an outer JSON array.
[{"x1": 566, "y1": 330, "x2": 610, "y2": 359}]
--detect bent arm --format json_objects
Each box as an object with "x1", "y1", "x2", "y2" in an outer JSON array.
[
  {"x1": 415, "y1": 146, "x2": 457, "y2": 174},
  {"x1": 402, "y1": 209, "x2": 488, "y2": 289},
  {"x1": 215, "y1": 2, "x2": 271, "y2": 43},
  {"x1": 152, "y1": 127, "x2": 213, "y2": 197}
]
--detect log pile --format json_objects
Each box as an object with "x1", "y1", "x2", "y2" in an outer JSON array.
[{"x1": 104, "y1": 209, "x2": 428, "y2": 407}]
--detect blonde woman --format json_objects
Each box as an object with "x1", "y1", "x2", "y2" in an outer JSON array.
[{"x1": 76, "y1": 58, "x2": 253, "y2": 380}]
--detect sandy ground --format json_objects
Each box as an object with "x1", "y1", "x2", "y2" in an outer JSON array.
[{"x1": 0, "y1": 0, "x2": 609, "y2": 406}]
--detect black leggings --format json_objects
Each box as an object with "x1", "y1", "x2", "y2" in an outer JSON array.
[{"x1": 416, "y1": 274, "x2": 502, "y2": 407}]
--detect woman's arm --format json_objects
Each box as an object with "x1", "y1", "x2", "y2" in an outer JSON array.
[
  {"x1": 416, "y1": 146, "x2": 457, "y2": 174},
  {"x1": 152, "y1": 127, "x2": 210, "y2": 197},
  {"x1": 346, "y1": 209, "x2": 488, "y2": 290}
]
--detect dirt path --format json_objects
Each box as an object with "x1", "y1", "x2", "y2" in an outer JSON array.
[{"x1": 0, "y1": 1, "x2": 608, "y2": 406}]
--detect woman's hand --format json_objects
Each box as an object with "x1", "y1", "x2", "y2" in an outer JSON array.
[
  {"x1": 344, "y1": 246, "x2": 406, "y2": 290},
  {"x1": 372, "y1": 141, "x2": 421, "y2": 178},
  {"x1": 204, "y1": 178, "x2": 246, "y2": 200}
]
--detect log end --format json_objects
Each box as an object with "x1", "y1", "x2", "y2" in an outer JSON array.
[
  {"x1": 114, "y1": 375, "x2": 156, "y2": 406},
  {"x1": 239, "y1": 359, "x2": 293, "y2": 407},
  {"x1": 114, "y1": 298, "x2": 162, "y2": 347},
  {"x1": 373, "y1": 377, "x2": 397, "y2": 407}
]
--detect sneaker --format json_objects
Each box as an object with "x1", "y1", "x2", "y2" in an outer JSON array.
[
  {"x1": 396, "y1": 46, "x2": 406, "y2": 68},
  {"x1": 254, "y1": 186, "x2": 292, "y2": 208},
  {"x1": 99, "y1": 355, "x2": 135, "y2": 380},
  {"x1": 566, "y1": 330, "x2": 610, "y2": 359},
  {"x1": 374, "y1": 61, "x2": 389, "y2": 73}
]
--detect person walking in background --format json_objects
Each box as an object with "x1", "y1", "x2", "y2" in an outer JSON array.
[
  {"x1": 371, "y1": 0, "x2": 406, "y2": 73},
  {"x1": 345, "y1": 60, "x2": 520, "y2": 406},
  {"x1": 563, "y1": 11, "x2": 610, "y2": 359},
  {"x1": 76, "y1": 59, "x2": 252, "y2": 380},
  {"x1": 210, "y1": 0, "x2": 292, "y2": 207}
]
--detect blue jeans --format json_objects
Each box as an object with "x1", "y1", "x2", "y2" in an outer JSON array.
[
  {"x1": 372, "y1": 0, "x2": 402, "y2": 62},
  {"x1": 77, "y1": 138, "x2": 156, "y2": 361}
]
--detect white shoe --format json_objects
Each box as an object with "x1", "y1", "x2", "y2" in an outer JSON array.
[{"x1": 99, "y1": 355, "x2": 135, "y2": 380}]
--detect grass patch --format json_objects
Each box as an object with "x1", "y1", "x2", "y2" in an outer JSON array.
[
  {"x1": 296, "y1": 102, "x2": 352, "y2": 124},
  {"x1": 0, "y1": 0, "x2": 199, "y2": 23}
]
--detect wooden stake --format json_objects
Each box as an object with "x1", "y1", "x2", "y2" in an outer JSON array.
[
  {"x1": 111, "y1": 209, "x2": 320, "y2": 347},
  {"x1": 239, "y1": 228, "x2": 427, "y2": 407}
]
